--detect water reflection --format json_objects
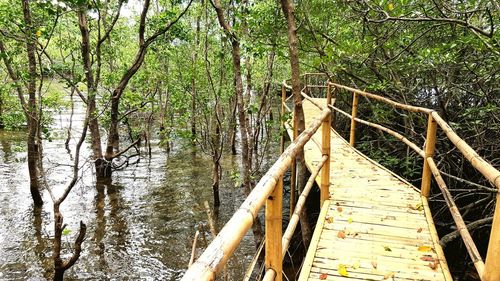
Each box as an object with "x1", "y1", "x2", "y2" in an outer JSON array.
[{"x1": 0, "y1": 97, "x2": 276, "y2": 279}]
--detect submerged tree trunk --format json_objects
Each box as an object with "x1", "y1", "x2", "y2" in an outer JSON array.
[
  {"x1": 77, "y1": 8, "x2": 108, "y2": 179},
  {"x1": 22, "y1": 0, "x2": 43, "y2": 207},
  {"x1": 280, "y1": 0, "x2": 312, "y2": 248}
]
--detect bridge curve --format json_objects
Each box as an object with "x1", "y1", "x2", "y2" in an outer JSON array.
[{"x1": 293, "y1": 98, "x2": 451, "y2": 280}]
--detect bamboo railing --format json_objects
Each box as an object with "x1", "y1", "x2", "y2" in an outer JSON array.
[
  {"x1": 300, "y1": 73, "x2": 499, "y2": 281},
  {"x1": 181, "y1": 78, "x2": 332, "y2": 281},
  {"x1": 183, "y1": 73, "x2": 499, "y2": 281}
]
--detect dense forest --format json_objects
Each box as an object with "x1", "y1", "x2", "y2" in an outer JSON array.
[{"x1": 0, "y1": 0, "x2": 498, "y2": 280}]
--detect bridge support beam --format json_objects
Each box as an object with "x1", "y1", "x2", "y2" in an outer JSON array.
[
  {"x1": 320, "y1": 84, "x2": 332, "y2": 207},
  {"x1": 265, "y1": 178, "x2": 283, "y2": 281},
  {"x1": 421, "y1": 114, "x2": 437, "y2": 197}
]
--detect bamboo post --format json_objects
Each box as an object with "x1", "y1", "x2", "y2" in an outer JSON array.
[
  {"x1": 280, "y1": 85, "x2": 286, "y2": 153},
  {"x1": 320, "y1": 84, "x2": 332, "y2": 207},
  {"x1": 265, "y1": 177, "x2": 283, "y2": 281},
  {"x1": 349, "y1": 92, "x2": 359, "y2": 147},
  {"x1": 331, "y1": 85, "x2": 337, "y2": 130},
  {"x1": 421, "y1": 114, "x2": 437, "y2": 198},
  {"x1": 484, "y1": 193, "x2": 500, "y2": 281},
  {"x1": 290, "y1": 103, "x2": 298, "y2": 218}
]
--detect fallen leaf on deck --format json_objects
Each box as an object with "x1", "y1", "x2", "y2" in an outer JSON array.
[
  {"x1": 420, "y1": 255, "x2": 435, "y2": 262},
  {"x1": 337, "y1": 206, "x2": 343, "y2": 212},
  {"x1": 352, "y1": 260, "x2": 360, "y2": 269},
  {"x1": 417, "y1": 227, "x2": 423, "y2": 233},
  {"x1": 383, "y1": 246, "x2": 392, "y2": 252},
  {"x1": 408, "y1": 203, "x2": 424, "y2": 211},
  {"x1": 326, "y1": 216, "x2": 334, "y2": 224},
  {"x1": 338, "y1": 264, "x2": 349, "y2": 277},
  {"x1": 319, "y1": 273, "x2": 327, "y2": 280},
  {"x1": 428, "y1": 260, "x2": 439, "y2": 270},
  {"x1": 348, "y1": 217, "x2": 353, "y2": 224},
  {"x1": 337, "y1": 230, "x2": 346, "y2": 239},
  {"x1": 371, "y1": 260, "x2": 378, "y2": 269},
  {"x1": 418, "y1": 245, "x2": 433, "y2": 252},
  {"x1": 383, "y1": 271, "x2": 395, "y2": 279}
]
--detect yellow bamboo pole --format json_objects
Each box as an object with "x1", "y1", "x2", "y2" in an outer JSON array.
[
  {"x1": 280, "y1": 85, "x2": 286, "y2": 153},
  {"x1": 320, "y1": 85, "x2": 332, "y2": 207},
  {"x1": 427, "y1": 157, "x2": 485, "y2": 276},
  {"x1": 484, "y1": 191, "x2": 500, "y2": 280},
  {"x1": 421, "y1": 114, "x2": 437, "y2": 198},
  {"x1": 262, "y1": 269, "x2": 276, "y2": 281},
  {"x1": 265, "y1": 178, "x2": 283, "y2": 281},
  {"x1": 349, "y1": 92, "x2": 359, "y2": 147}
]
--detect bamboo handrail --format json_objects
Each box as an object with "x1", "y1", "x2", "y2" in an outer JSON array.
[
  {"x1": 329, "y1": 82, "x2": 433, "y2": 114},
  {"x1": 426, "y1": 157, "x2": 485, "y2": 276},
  {"x1": 283, "y1": 155, "x2": 329, "y2": 255},
  {"x1": 329, "y1": 105, "x2": 425, "y2": 157},
  {"x1": 182, "y1": 108, "x2": 331, "y2": 281},
  {"x1": 326, "y1": 81, "x2": 499, "y2": 280},
  {"x1": 300, "y1": 92, "x2": 325, "y2": 110},
  {"x1": 242, "y1": 238, "x2": 265, "y2": 281},
  {"x1": 328, "y1": 83, "x2": 499, "y2": 190},
  {"x1": 431, "y1": 112, "x2": 500, "y2": 189}
]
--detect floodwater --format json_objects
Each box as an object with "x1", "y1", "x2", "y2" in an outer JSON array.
[{"x1": 0, "y1": 99, "x2": 276, "y2": 280}]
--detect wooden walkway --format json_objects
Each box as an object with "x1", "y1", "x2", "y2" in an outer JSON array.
[{"x1": 287, "y1": 98, "x2": 453, "y2": 281}]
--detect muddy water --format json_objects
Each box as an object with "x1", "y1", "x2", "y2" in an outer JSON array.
[{"x1": 0, "y1": 102, "x2": 275, "y2": 280}]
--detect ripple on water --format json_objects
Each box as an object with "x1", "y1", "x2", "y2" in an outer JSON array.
[{"x1": 0, "y1": 127, "x2": 261, "y2": 279}]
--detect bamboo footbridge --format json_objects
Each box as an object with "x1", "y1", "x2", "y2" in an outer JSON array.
[{"x1": 182, "y1": 74, "x2": 500, "y2": 281}]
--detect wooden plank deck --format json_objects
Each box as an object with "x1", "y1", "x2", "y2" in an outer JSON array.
[{"x1": 286, "y1": 98, "x2": 453, "y2": 281}]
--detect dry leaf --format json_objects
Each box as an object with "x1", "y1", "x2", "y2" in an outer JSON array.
[
  {"x1": 326, "y1": 216, "x2": 334, "y2": 224},
  {"x1": 371, "y1": 260, "x2": 378, "y2": 269},
  {"x1": 319, "y1": 273, "x2": 327, "y2": 280},
  {"x1": 337, "y1": 206, "x2": 343, "y2": 212},
  {"x1": 337, "y1": 230, "x2": 346, "y2": 239},
  {"x1": 384, "y1": 271, "x2": 395, "y2": 279},
  {"x1": 418, "y1": 245, "x2": 433, "y2": 252},
  {"x1": 428, "y1": 260, "x2": 439, "y2": 270},
  {"x1": 383, "y1": 246, "x2": 392, "y2": 252},
  {"x1": 420, "y1": 255, "x2": 435, "y2": 262},
  {"x1": 348, "y1": 217, "x2": 353, "y2": 224},
  {"x1": 417, "y1": 227, "x2": 423, "y2": 233},
  {"x1": 338, "y1": 264, "x2": 349, "y2": 277}
]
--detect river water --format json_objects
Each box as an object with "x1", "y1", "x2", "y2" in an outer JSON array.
[{"x1": 0, "y1": 99, "x2": 276, "y2": 280}]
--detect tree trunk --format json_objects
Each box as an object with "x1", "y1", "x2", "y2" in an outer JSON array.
[
  {"x1": 77, "y1": 8, "x2": 107, "y2": 179},
  {"x1": 280, "y1": 0, "x2": 312, "y2": 248},
  {"x1": 22, "y1": 0, "x2": 43, "y2": 207},
  {"x1": 211, "y1": 0, "x2": 263, "y2": 247}
]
